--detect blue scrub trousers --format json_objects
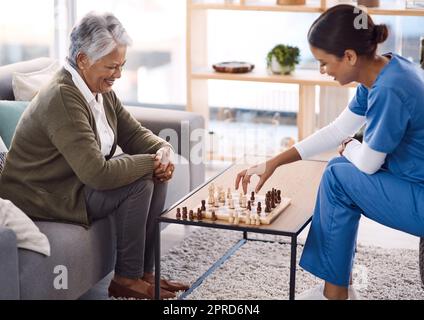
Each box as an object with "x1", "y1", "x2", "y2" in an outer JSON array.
[{"x1": 299, "y1": 156, "x2": 424, "y2": 287}]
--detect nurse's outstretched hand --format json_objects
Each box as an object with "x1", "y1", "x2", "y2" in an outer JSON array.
[{"x1": 235, "y1": 160, "x2": 277, "y2": 195}]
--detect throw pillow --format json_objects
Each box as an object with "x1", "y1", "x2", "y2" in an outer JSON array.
[
  {"x1": 0, "y1": 135, "x2": 7, "y2": 152},
  {"x1": 0, "y1": 152, "x2": 6, "y2": 174},
  {"x1": 12, "y1": 60, "x2": 60, "y2": 101},
  {"x1": 0, "y1": 198, "x2": 50, "y2": 256},
  {"x1": 0, "y1": 100, "x2": 29, "y2": 148}
]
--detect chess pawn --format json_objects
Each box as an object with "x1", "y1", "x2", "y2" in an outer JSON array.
[
  {"x1": 208, "y1": 192, "x2": 214, "y2": 205},
  {"x1": 241, "y1": 196, "x2": 247, "y2": 208},
  {"x1": 247, "y1": 200, "x2": 251, "y2": 211},
  {"x1": 197, "y1": 208, "x2": 203, "y2": 220},
  {"x1": 229, "y1": 199, "x2": 235, "y2": 209},
  {"x1": 234, "y1": 212, "x2": 239, "y2": 225},
  {"x1": 211, "y1": 210, "x2": 217, "y2": 221},
  {"x1": 245, "y1": 215, "x2": 250, "y2": 225},
  {"x1": 189, "y1": 210, "x2": 194, "y2": 221},
  {"x1": 257, "y1": 202, "x2": 262, "y2": 215},
  {"x1": 182, "y1": 207, "x2": 188, "y2": 220},
  {"x1": 176, "y1": 208, "x2": 181, "y2": 220},
  {"x1": 250, "y1": 191, "x2": 255, "y2": 205},
  {"x1": 255, "y1": 215, "x2": 261, "y2": 226}
]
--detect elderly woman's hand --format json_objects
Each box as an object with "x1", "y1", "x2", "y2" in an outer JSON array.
[{"x1": 153, "y1": 147, "x2": 175, "y2": 182}]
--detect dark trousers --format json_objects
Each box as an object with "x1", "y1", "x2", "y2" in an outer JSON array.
[{"x1": 84, "y1": 176, "x2": 167, "y2": 279}]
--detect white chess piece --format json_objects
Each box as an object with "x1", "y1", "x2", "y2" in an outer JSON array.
[
  {"x1": 245, "y1": 214, "x2": 250, "y2": 225},
  {"x1": 227, "y1": 187, "x2": 231, "y2": 199},
  {"x1": 214, "y1": 197, "x2": 220, "y2": 207},
  {"x1": 255, "y1": 215, "x2": 261, "y2": 226},
  {"x1": 241, "y1": 196, "x2": 246, "y2": 208},
  {"x1": 234, "y1": 212, "x2": 239, "y2": 225},
  {"x1": 228, "y1": 215, "x2": 234, "y2": 224},
  {"x1": 229, "y1": 199, "x2": 235, "y2": 209}
]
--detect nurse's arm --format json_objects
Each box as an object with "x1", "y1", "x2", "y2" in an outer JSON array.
[{"x1": 342, "y1": 139, "x2": 387, "y2": 174}]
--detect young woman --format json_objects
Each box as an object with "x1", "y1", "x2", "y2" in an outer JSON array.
[{"x1": 235, "y1": 4, "x2": 424, "y2": 300}]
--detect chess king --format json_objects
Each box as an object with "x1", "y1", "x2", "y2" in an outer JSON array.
[{"x1": 235, "y1": 4, "x2": 424, "y2": 300}]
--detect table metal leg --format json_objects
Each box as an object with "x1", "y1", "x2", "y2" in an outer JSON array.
[
  {"x1": 243, "y1": 231, "x2": 248, "y2": 240},
  {"x1": 289, "y1": 235, "x2": 297, "y2": 300},
  {"x1": 154, "y1": 220, "x2": 161, "y2": 300}
]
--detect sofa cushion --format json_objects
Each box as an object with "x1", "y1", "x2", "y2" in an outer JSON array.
[
  {"x1": 12, "y1": 60, "x2": 60, "y2": 101},
  {"x1": 0, "y1": 101, "x2": 28, "y2": 148}
]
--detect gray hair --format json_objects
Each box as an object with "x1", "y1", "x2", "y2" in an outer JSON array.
[{"x1": 68, "y1": 12, "x2": 132, "y2": 67}]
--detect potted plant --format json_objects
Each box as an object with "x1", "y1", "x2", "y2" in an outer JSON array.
[{"x1": 266, "y1": 44, "x2": 300, "y2": 75}]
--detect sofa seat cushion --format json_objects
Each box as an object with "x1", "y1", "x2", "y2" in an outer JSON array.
[{"x1": 18, "y1": 217, "x2": 116, "y2": 299}]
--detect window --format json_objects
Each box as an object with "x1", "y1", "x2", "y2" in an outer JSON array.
[
  {"x1": 0, "y1": 0, "x2": 54, "y2": 65},
  {"x1": 76, "y1": 0, "x2": 187, "y2": 106}
]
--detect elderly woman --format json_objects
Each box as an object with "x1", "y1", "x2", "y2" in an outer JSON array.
[{"x1": 0, "y1": 12, "x2": 188, "y2": 300}]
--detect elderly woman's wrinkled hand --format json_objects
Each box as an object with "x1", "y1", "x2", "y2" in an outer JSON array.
[{"x1": 153, "y1": 147, "x2": 175, "y2": 182}]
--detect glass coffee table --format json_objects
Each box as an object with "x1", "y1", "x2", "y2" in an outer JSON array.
[{"x1": 154, "y1": 159, "x2": 327, "y2": 300}]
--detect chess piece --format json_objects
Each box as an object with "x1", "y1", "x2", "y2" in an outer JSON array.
[
  {"x1": 182, "y1": 207, "x2": 188, "y2": 220},
  {"x1": 208, "y1": 190, "x2": 214, "y2": 204},
  {"x1": 265, "y1": 200, "x2": 271, "y2": 213},
  {"x1": 189, "y1": 210, "x2": 194, "y2": 221},
  {"x1": 245, "y1": 214, "x2": 250, "y2": 225},
  {"x1": 241, "y1": 196, "x2": 247, "y2": 208},
  {"x1": 228, "y1": 215, "x2": 234, "y2": 224},
  {"x1": 197, "y1": 208, "x2": 203, "y2": 220},
  {"x1": 239, "y1": 192, "x2": 244, "y2": 205},
  {"x1": 257, "y1": 202, "x2": 262, "y2": 215},
  {"x1": 247, "y1": 200, "x2": 251, "y2": 211},
  {"x1": 277, "y1": 190, "x2": 282, "y2": 203},
  {"x1": 214, "y1": 196, "x2": 220, "y2": 207},
  {"x1": 176, "y1": 208, "x2": 181, "y2": 220},
  {"x1": 201, "y1": 200, "x2": 207, "y2": 212},
  {"x1": 255, "y1": 215, "x2": 261, "y2": 226},
  {"x1": 229, "y1": 199, "x2": 235, "y2": 209},
  {"x1": 250, "y1": 191, "x2": 255, "y2": 205},
  {"x1": 209, "y1": 183, "x2": 215, "y2": 194},
  {"x1": 211, "y1": 210, "x2": 217, "y2": 221},
  {"x1": 227, "y1": 187, "x2": 231, "y2": 199},
  {"x1": 234, "y1": 212, "x2": 239, "y2": 225}
]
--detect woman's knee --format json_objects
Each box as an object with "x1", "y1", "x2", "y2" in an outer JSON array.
[
  {"x1": 127, "y1": 176, "x2": 155, "y2": 196},
  {"x1": 326, "y1": 156, "x2": 349, "y2": 168}
]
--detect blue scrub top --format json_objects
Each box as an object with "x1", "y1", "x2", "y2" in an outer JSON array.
[{"x1": 348, "y1": 53, "x2": 424, "y2": 184}]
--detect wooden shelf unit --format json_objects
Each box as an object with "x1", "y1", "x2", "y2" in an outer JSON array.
[{"x1": 187, "y1": 0, "x2": 424, "y2": 141}]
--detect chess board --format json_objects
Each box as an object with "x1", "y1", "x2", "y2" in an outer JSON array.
[{"x1": 176, "y1": 184, "x2": 291, "y2": 225}]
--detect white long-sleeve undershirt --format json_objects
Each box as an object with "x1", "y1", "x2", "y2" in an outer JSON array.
[{"x1": 293, "y1": 107, "x2": 387, "y2": 174}]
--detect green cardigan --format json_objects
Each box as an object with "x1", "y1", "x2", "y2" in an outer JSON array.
[{"x1": 0, "y1": 68, "x2": 170, "y2": 228}]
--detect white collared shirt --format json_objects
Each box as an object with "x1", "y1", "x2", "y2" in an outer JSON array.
[{"x1": 64, "y1": 62, "x2": 115, "y2": 157}]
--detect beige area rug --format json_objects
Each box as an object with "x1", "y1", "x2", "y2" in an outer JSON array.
[{"x1": 159, "y1": 227, "x2": 424, "y2": 300}]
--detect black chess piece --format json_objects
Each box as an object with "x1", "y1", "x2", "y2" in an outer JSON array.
[
  {"x1": 277, "y1": 190, "x2": 282, "y2": 203},
  {"x1": 201, "y1": 200, "x2": 206, "y2": 211},
  {"x1": 197, "y1": 208, "x2": 203, "y2": 220},
  {"x1": 182, "y1": 207, "x2": 188, "y2": 220},
  {"x1": 176, "y1": 208, "x2": 181, "y2": 219},
  {"x1": 250, "y1": 191, "x2": 255, "y2": 201},
  {"x1": 189, "y1": 210, "x2": 194, "y2": 221},
  {"x1": 257, "y1": 202, "x2": 262, "y2": 214},
  {"x1": 265, "y1": 200, "x2": 271, "y2": 213},
  {"x1": 247, "y1": 200, "x2": 251, "y2": 211},
  {"x1": 211, "y1": 210, "x2": 217, "y2": 221}
]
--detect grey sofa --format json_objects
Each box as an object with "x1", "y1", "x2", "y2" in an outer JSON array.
[{"x1": 0, "y1": 58, "x2": 205, "y2": 299}]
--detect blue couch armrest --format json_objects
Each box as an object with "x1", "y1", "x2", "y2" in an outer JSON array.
[
  {"x1": 125, "y1": 106, "x2": 205, "y2": 191},
  {"x1": 0, "y1": 226, "x2": 20, "y2": 299}
]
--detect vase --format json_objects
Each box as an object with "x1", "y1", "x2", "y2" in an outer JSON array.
[
  {"x1": 277, "y1": 0, "x2": 306, "y2": 5},
  {"x1": 357, "y1": 0, "x2": 380, "y2": 7},
  {"x1": 270, "y1": 56, "x2": 294, "y2": 75}
]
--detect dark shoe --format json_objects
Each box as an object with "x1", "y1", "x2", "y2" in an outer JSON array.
[
  {"x1": 143, "y1": 276, "x2": 190, "y2": 292},
  {"x1": 108, "y1": 279, "x2": 175, "y2": 300}
]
